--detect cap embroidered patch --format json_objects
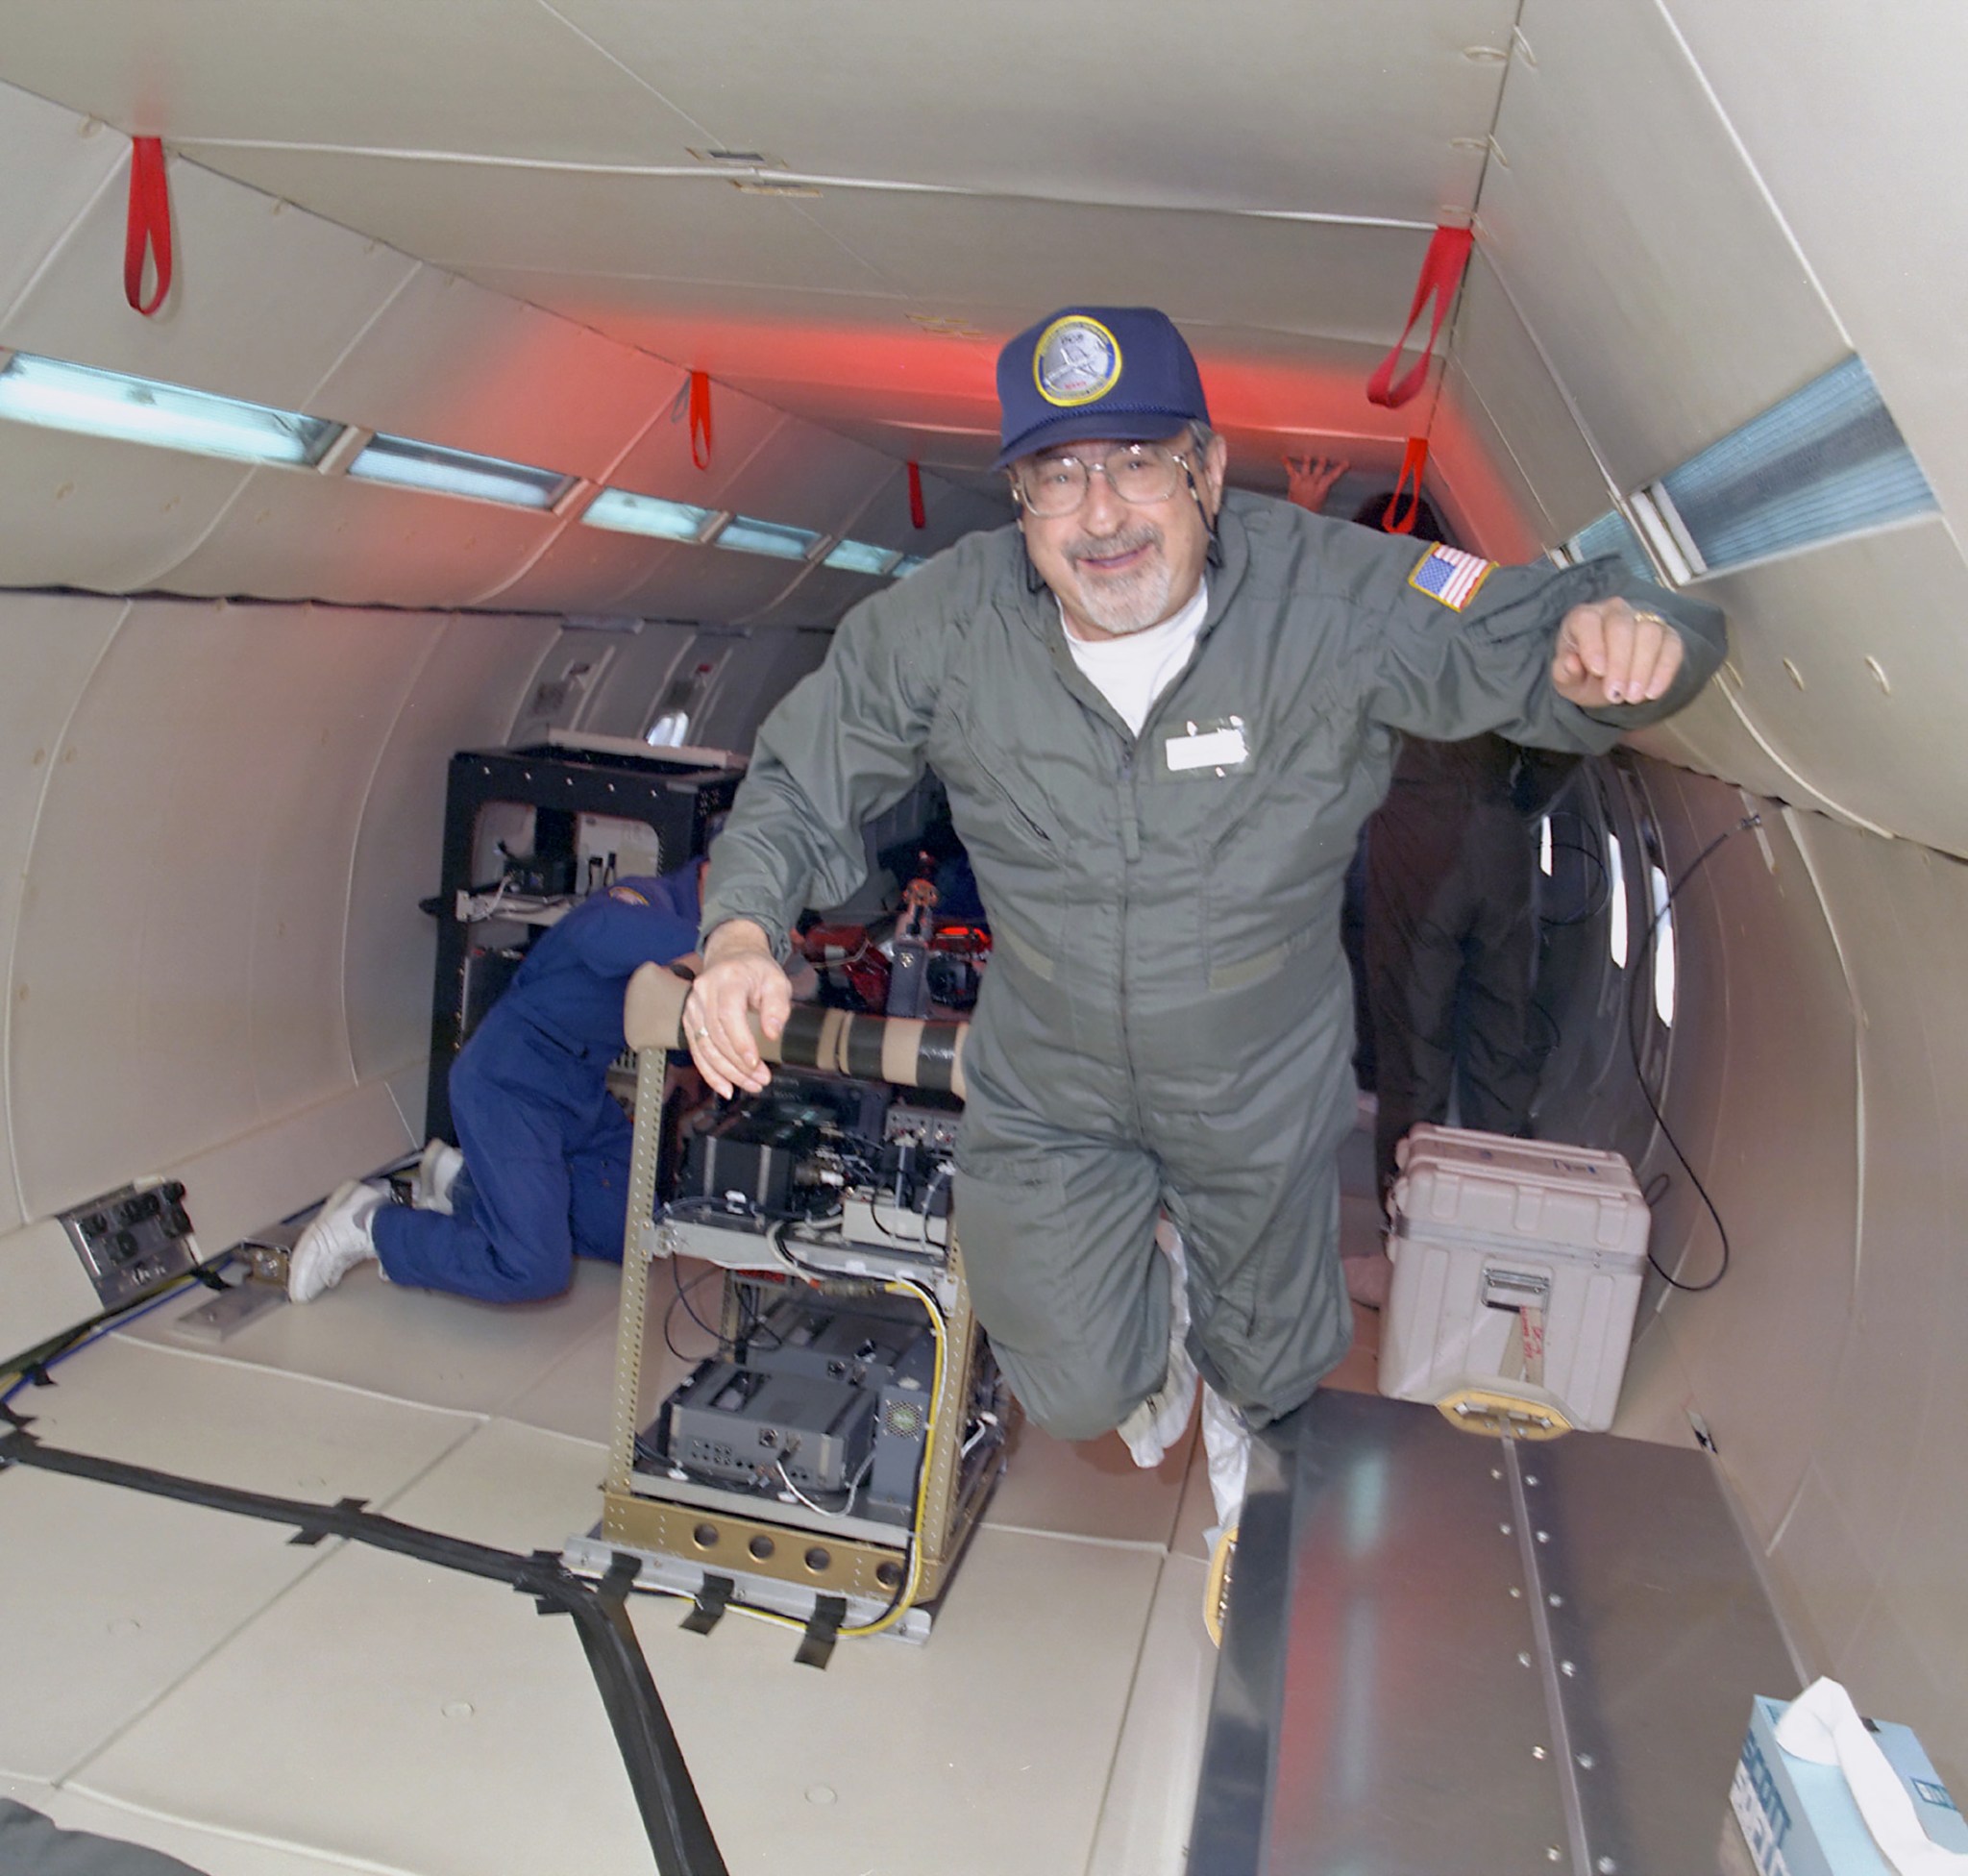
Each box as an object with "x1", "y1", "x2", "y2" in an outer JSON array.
[
  {"x1": 1034, "y1": 315, "x2": 1121, "y2": 407},
  {"x1": 1408, "y1": 543, "x2": 1496, "y2": 611},
  {"x1": 608, "y1": 886, "x2": 650, "y2": 905}
]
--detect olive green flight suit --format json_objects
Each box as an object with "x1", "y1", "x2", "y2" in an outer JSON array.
[{"x1": 701, "y1": 491, "x2": 1725, "y2": 1437}]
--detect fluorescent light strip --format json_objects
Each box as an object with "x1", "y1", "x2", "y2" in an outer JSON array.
[
  {"x1": 823, "y1": 538, "x2": 904, "y2": 576},
  {"x1": 0, "y1": 352, "x2": 339, "y2": 466},
  {"x1": 581, "y1": 487, "x2": 719, "y2": 542},
  {"x1": 716, "y1": 514, "x2": 822, "y2": 560},
  {"x1": 346, "y1": 433, "x2": 574, "y2": 509}
]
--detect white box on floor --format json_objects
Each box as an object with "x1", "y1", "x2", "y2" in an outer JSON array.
[{"x1": 1378, "y1": 1124, "x2": 1651, "y2": 1433}]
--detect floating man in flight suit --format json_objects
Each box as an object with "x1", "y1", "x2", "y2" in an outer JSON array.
[
  {"x1": 680, "y1": 306, "x2": 1726, "y2": 1530},
  {"x1": 287, "y1": 861, "x2": 703, "y2": 1304}
]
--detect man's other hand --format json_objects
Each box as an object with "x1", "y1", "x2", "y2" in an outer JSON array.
[
  {"x1": 1552, "y1": 598, "x2": 1685, "y2": 709},
  {"x1": 684, "y1": 920, "x2": 790, "y2": 1098}
]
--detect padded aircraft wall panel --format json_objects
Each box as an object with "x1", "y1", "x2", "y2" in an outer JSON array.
[
  {"x1": 0, "y1": 595, "x2": 127, "y2": 1239},
  {"x1": 344, "y1": 611, "x2": 562, "y2": 1087},
  {"x1": 1661, "y1": 0, "x2": 1968, "y2": 547},
  {"x1": 561, "y1": 624, "x2": 721, "y2": 744},
  {"x1": 1623, "y1": 672, "x2": 1860, "y2": 830},
  {"x1": 0, "y1": 140, "x2": 415, "y2": 413},
  {"x1": 7, "y1": 601, "x2": 429, "y2": 1218},
  {"x1": 157, "y1": 470, "x2": 560, "y2": 612},
  {"x1": 0, "y1": 81, "x2": 127, "y2": 317},
  {"x1": 1478, "y1": 0, "x2": 1849, "y2": 493},
  {"x1": 308, "y1": 267, "x2": 681, "y2": 482},
  {"x1": 1444, "y1": 253, "x2": 1611, "y2": 543},
  {"x1": 476, "y1": 529, "x2": 697, "y2": 618},
  {"x1": 737, "y1": 564, "x2": 895, "y2": 631},
  {"x1": 1693, "y1": 520, "x2": 1968, "y2": 859},
  {"x1": 1611, "y1": 769, "x2": 1860, "y2": 1549},
  {"x1": 0, "y1": 426, "x2": 254, "y2": 593},
  {"x1": 1776, "y1": 817, "x2": 1968, "y2": 1776}
]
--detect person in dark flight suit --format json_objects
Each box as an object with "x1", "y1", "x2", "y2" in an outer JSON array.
[
  {"x1": 286, "y1": 861, "x2": 703, "y2": 1305},
  {"x1": 1349, "y1": 497, "x2": 1582, "y2": 1222}
]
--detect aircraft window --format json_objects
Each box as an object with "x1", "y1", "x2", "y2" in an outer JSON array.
[
  {"x1": 1564, "y1": 508, "x2": 1658, "y2": 583},
  {"x1": 1650, "y1": 863, "x2": 1676, "y2": 1025},
  {"x1": 347, "y1": 433, "x2": 576, "y2": 510},
  {"x1": 0, "y1": 350, "x2": 339, "y2": 467},
  {"x1": 1649, "y1": 355, "x2": 1935, "y2": 574},
  {"x1": 716, "y1": 514, "x2": 822, "y2": 560},
  {"x1": 1606, "y1": 830, "x2": 1629, "y2": 968},
  {"x1": 823, "y1": 538, "x2": 905, "y2": 576},
  {"x1": 583, "y1": 488, "x2": 719, "y2": 542}
]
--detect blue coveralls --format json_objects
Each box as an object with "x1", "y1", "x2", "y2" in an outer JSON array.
[{"x1": 372, "y1": 866, "x2": 701, "y2": 1302}]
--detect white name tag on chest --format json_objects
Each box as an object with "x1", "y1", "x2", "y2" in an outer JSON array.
[{"x1": 1166, "y1": 725, "x2": 1249, "y2": 772}]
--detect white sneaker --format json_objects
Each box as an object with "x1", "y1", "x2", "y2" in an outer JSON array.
[
  {"x1": 1199, "y1": 1384, "x2": 1251, "y2": 1533},
  {"x1": 1117, "y1": 1219, "x2": 1198, "y2": 1469},
  {"x1": 412, "y1": 1139, "x2": 465, "y2": 1215},
  {"x1": 288, "y1": 1180, "x2": 386, "y2": 1303}
]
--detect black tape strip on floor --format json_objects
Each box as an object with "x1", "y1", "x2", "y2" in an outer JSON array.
[{"x1": 0, "y1": 1424, "x2": 727, "y2": 1876}]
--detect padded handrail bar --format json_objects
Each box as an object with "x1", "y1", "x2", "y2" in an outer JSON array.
[{"x1": 624, "y1": 964, "x2": 969, "y2": 1099}]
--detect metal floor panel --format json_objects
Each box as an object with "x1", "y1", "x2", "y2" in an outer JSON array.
[{"x1": 1192, "y1": 1393, "x2": 1800, "y2": 1876}]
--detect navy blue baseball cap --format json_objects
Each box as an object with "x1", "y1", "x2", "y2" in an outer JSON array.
[{"x1": 993, "y1": 306, "x2": 1212, "y2": 470}]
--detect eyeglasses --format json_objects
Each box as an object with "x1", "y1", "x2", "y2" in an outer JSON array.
[{"x1": 1011, "y1": 441, "x2": 1197, "y2": 518}]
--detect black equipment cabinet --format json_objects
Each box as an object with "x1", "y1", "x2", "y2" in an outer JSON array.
[{"x1": 421, "y1": 743, "x2": 742, "y2": 1141}]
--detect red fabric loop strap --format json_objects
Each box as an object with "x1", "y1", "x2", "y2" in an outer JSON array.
[
  {"x1": 687, "y1": 370, "x2": 713, "y2": 470},
  {"x1": 907, "y1": 460, "x2": 925, "y2": 531},
  {"x1": 124, "y1": 136, "x2": 174, "y2": 317},
  {"x1": 1383, "y1": 437, "x2": 1430, "y2": 534},
  {"x1": 1365, "y1": 225, "x2": 1473, "y2": 410}
]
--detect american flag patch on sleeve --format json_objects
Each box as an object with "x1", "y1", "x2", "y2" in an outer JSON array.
[{"x1": 1408, "y1": 543, "x2": 1497, "y2": 611}]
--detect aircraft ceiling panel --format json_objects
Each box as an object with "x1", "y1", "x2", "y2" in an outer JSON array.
[
  {"x1": 0, "y1": 147, "x2": 416, "y2": 414},
  {"x1": 1658, "y1": 0, "x2": 1968, "y2": 556},
  {"x1": 172, "y1": 147, "x2": 896, "y2": 296},
  {"x1": 796, "y1": 195, "x2": 1438, "y2": 349},
  {"x1": 0, "y1": 427, "x2": 255, "y2": 594},
  {"x1": 0, "y1": 82, "x2": 128, "y2": 319},
  {"x1": 1423, "y1": 374, "x2": 1547, "y2": 564},
  {"x1": 1478, "y1": 0, "x2": 1849, "y2": 493},
  {"x1": 1446, "y1": 253, "x2": 1611, "y2": 543},
  {"x1": 547, "y1": 0, "x2": 1510, "y2": 221},
  {"x1": 0, "y1": 0, "x2": 709, "y2": 160},
  {"x1": 1700, "y1": 518, "x2": 1968, "y2": 860},
  {"x1": 310, "y1": 267, "x2": 684, "y2": 483},
  {"x1": 153, "y1": 468, "x2": 561, "y2": 612}
]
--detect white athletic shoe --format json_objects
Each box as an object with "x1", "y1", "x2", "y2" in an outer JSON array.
[
  {"x1": 288, "y1": 1180, "x2": 386, "y2": 1303},
  {"x1": 1118, "y1": 1220, "x2": 1199, "y2": 1469},
  {"x1": 412, "y1": 1139, "x2": 465, "y2": 1215},
  {"x1": 1199, "y1": 1384, "x2": 1251, "y2": 1534}
]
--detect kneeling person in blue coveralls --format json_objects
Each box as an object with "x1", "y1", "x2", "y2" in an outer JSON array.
[{"x1": 287, "y1": 860, "x2": 704, "y2": 1304}]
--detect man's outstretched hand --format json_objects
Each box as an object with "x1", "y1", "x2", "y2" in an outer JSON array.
[{"x1": 683, "y1": 919, "x2": 790, "y2": 1098}]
